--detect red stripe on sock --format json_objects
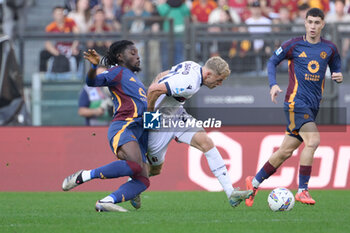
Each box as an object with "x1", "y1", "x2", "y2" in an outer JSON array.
[
  {"x1": 299, "y1": 165, "x2": 312, "y2": 176},
  {"x1": 126, "y1": 161, "x2": 142, "y2": 175},
  {"x1": 263, "y1": 161, "x2": 276, "y2": 175},
  {"x1": 133, "y1": 175, "x2": 150, "y2": 188}
]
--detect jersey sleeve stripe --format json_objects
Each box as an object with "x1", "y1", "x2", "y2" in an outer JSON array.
[{"x1": 164, "y1": 82, "x2": 172, "y2": 96}]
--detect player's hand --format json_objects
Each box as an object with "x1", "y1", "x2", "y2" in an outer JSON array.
[
  {"x1": 270, "y1": 84, "x2": 283, "y2": 104},
  {"x1": 83, "y1": 49, "x2": 100, "y2": 65},
  {"x1": 331, "y1": 72, "x2": 343, "y2": 83},
  {"x1": 94, "y1": 107, "x2": 104, "y2": 117}
]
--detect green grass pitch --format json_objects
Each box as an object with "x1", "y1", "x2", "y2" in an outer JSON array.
[{"x1": 1, "y1": 190, "x2": 349, "y2": 233}]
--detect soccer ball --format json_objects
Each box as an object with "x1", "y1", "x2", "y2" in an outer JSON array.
[{"x1": 267, "y1": 187, "x2": 295, "y2": 212}]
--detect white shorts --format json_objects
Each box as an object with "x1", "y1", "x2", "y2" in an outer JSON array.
[{"x1": 147, "y1": 109, "x2": 204, "y2": 166}]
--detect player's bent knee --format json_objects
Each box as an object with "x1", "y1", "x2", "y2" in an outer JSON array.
[
  {"x1": 134, "y1": 175, "x2": 150, "y2": 189},
  {"x1": 126, "y1": 161, "x2": 142, "y2": 174},
  {"x1": 305, "y1": 139, "x2": 320, "y2": 150},
  {"x1": 193, "y1": 132, "x2": 214, "y2": 152}
]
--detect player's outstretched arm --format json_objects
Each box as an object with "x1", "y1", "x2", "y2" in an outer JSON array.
[
  {"x1": 147, "y1": 83, "x2": 168, "y2": 111},
  {"x1": 331, "y1": 72, "x2": 343, "y2": 83},
  {"x1": 270, "y1": 84, "x2": 283, "y2": 104}
]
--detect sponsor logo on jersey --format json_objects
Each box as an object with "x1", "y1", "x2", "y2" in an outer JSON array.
[
  {"x1": 275, "y1": 47, "x2": 283, "y2": 56},
  {"x1": 175, "y1": 87, "x2": 185, "y2": 94},
  {"x1": 308, "y1": 60, "x2": 320, "y2": 73}
]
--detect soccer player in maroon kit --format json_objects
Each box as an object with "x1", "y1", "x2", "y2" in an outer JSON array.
[{"x1": 245, "y1": 8, "x2": 343, "y2": 206}]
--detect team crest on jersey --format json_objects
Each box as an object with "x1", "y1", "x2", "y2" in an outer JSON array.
[
  {"x1": 320, "y1": 51, "x2": 327, "y2": 59},
  {"x1": 275, "y1": 46, "x2": 283, "y2": 56},
  {"x1": 304, "y1": 114, "x2": 310, "y2": 119}
]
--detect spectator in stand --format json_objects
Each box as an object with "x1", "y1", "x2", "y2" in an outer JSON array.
[
  {"x1": 271, "y1": 6, "x2": 292, "y2": 72},
  {"x1": 143, "y1": 0, "x2": 162, "y2": 79},
  {"x1": 100, "y1": 0, "x2": 122, "y2": 31},
  {"x1": 209, "y1": 0, "x2": 241, "y2": 24},
  {"x1": 245, "y1": 1, "x2": 272, "y2": 73},
  {"x1": 2, "y1": 0, "x2": 33, "y2": 39},
  {"x1": 123, "y1": 0, "x2": 151, "y2": 33},
  {"x1": 67, "y1": 0, "x2": 93, "y2": 33},
  {"x1": 292, "y1": 3, "x2": 310, "y2": 32},
  {"x1": 123, "y1": 0, "x2": 152, "y2": 80},
  {"x1": 121, "y1": 0, "x2": 133, "y2": 15},
  {"x1": 208, "y1": 0, "x2": 241, "y2": 65},
  {"x1": 271, "y1": 0, "x2": 298, "y2": 20},
  {"x1": 245, "y1": 1, "x2": 271, "y2": 53},
  {"x1": 191, "y1": 0, "x2": 217, "y2": 23},
  {"x1": 78, "y1": 65, "x2": 113, "y2": 126},
  {"x1": 272, "y1": 6, "x2": 292, "y2": 31},
  {"x1": 228, "y1": 0, "x2": 248, "y2": 21},
  {"x1": 326, "y1": 0, "x2": 350, "y2": 72},
  {"x1": 39, "y1": 6, "x2": 81, "y2": 76},
  {"x1": 157, "y1": 0, "x2": 190, "y2": 70},
  {"x1": 87, "y1": 9, "x2": 112, "y2": 56},
  {"x1": 65, "y1": 0, "x2": 101, "y2": 12}
]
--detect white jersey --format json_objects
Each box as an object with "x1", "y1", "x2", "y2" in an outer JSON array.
[{"x1": 155, "y1": 61, "x2": 203, "y2": 116}]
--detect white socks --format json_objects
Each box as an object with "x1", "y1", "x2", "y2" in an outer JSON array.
[
  {"x1": 100, "y1": 195, "x2": 114, "y2": 203},
  {"x1": 204, "y1": 147, "x2": 234, "y2": 198},
  {"x1": 252, "y1": 177, "x2": 260, "y2": 189},
  {"x1": 82, "y1": 170, "x2": 92, "y2": 182},
  {"x1": 298, "y1": 188, "x2": 306, "y2": 193}
]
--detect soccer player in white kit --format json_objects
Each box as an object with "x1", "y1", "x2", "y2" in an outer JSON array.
[{"x1": 131, "y1": 56, "x2": 253, "y2": 209}]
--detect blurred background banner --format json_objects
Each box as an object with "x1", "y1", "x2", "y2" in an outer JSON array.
[{"x1": 1, "y1": 126, "x2": 349, "y2": 191}]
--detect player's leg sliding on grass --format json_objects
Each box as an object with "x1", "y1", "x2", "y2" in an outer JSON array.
[
  {"x1": 245, "y1": 122, "x2": 318, "y2": 207},
  {"x1": 62, "y1": 40, "x2": 150, "y2": 212},
  {"x1": 62, "y1": 140, "x2": 150, "y2": 212}
]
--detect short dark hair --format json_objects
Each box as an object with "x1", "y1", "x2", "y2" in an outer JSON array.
[
  {"x1": 52, "y1": 6, "x2": 64, "y2": 12},
  {"x1": 101, "y1": 40, "x2": 134, "y2": 67},
  {"x1": 306, "y1": 8, "x2": 324, "y2": 20},
  {"x1": 335, "y1": 0, "x2": 345, "y2": 5},
  {"x1": 298, "y1": 3, "x2": 310, "y2": 11}
]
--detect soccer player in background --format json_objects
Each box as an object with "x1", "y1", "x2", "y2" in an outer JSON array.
[
  {"x1": 131, "y1": 56, "x2": 253, "y2": 209},
  {"x1": 62, "y1": 40, "x2": 150, "y2": 212},
  {"x1": 245, "y1": 8, "x2": 343, "y2": 207}
]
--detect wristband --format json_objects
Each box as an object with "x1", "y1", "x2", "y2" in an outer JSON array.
[{"x1": 91, "y1": 64, "x2": 98, "y2": 69}]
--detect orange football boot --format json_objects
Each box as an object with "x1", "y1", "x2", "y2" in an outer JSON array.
[
  {"x1": 295, "y1": 190, "x2": 316, "y2": 205},
  {"x1": 245, "y1": 176, "x2": 258, "y2": 207}
]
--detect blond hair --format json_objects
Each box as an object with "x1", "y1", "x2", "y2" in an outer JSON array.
[{"x1": 204, "y1": 56, "x2": 231, "y2": 78}]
